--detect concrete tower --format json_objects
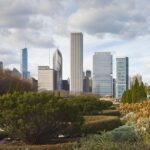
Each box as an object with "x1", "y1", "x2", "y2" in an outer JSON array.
[{"x1": 70, "y1": 32, "x2": 83, "y2": 94}]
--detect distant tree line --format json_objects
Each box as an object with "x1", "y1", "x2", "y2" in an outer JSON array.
[
  {"x1": 0, "y1": 70, "x2": 32, "y2": 95},
  {"x1": 121, "y1": 78, "x2": 147, "y2": 103}
]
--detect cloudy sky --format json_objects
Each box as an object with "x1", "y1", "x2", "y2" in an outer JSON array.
[{"x1": 0, "y1": 0, "x2": 150, "y2": 82}]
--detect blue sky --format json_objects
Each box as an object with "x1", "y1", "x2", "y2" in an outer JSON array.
[{"x1": 0, "y1": 0, "x2": 150, "y2": 83}]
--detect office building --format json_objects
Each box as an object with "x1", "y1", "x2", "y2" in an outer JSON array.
[
  {"x1": 53, "y1": 49, "x2": 62, "y2": 90},
  {"x1": 70, "y1": 32, "x2": 83, "y2": 94},
  {"x1": 12, "y1": 68, "x2": 22, "y2": 79},
  {"x1": 38, "y1": 66, "x2": 57, "y2": 91},
  {"x1": 113, "y1": 78, "x2": 116, "y2": 98},
  {"x1": 29, "y1": 77, "x2": 38, "y2": 91},
  {"x1": 21, "y1": 48, "x2": 28, "y2": 79},
  {"x1": 93, "y1": 52, "x2": 113, "y2": 97},
  {"x1": 83, "y1": 77, "x2": 90, "y2": 92},
  {"x1": 0, "y1": 61, "x2": 3, "y2": 70},
  {"x1": 116, "y1": 57, "x2": 129, "y2": 98},
  {"x1": 86, "y1": 70, "x2": 91, "y2": 78},
  {"x1": 62, "y1": 80, "x2": 69, "y2": 91}
]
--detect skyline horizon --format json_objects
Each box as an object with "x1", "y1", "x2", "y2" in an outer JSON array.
[
  {"x1": 0, "y1": 42, "x2": 147, "y2": 84},
  {"x1": 0, "y1": 0, "x2": 149, "y2": 83}
]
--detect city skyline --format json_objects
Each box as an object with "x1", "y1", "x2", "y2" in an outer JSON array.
[{"x1": 0, "y1": 0, "x2": 150, "y2": 83}]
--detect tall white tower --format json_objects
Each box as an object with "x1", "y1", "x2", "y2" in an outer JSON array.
[
  {"x1": 70, "y1": 32, "x2": 83, "y2": 94},
  {"x1": 53, "y1": 49, "x2": 62, "y2": 90}
]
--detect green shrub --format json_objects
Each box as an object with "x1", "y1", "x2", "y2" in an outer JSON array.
[
  {"x1": 0, "y1": 92, "x2": 83, "y2": 144},
  {"x1": 82, "y1": 115, "x2": 122, "y2": 134},
  {"x1": 107, "y1": 125, "x2": 140, "y2": 142},
  {"x1": 69, "y1": 96, "x2": 113, "y2": 115},
  {"x1": 0, "y1": 130, "x2": 8, "y2": 140}
]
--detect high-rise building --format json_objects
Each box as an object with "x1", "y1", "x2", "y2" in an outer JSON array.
[
  {"x1": 93, "y1": 52, "x2": 113, "y2": 97},
  {"x1": 53, "y1": 49, "x2": 62, "y2": 90},
  {"x1": 12, "y1": 68, "x2": 22, "y2": 79},
  {"x1": 86, "y1": 70, "x2": 91, "y2": 78},
  {"x1": 38, "y1": 66, "x2": 57, "y2": 91},
  {"x1": 62, "y1": 80, "x2": 69, "y2": 91},
  {"x1": 116, "y1": 57, "x2": 129, "y2": 98},
  {"x1": 70, "y1": 32, "x2": 83, "y2": 94},
  {"x1": 83, "y1": 77, "x2": 90, "y2": 92},
  {"x1": 113, "y1": 78, "x2": 116, "y2": 98},
  {"x1": 21, "y1": 48, "x2": 28, "y2": 79},
  {"x1": 0, "y1": 61, "x2": 3, "y2": 70}
]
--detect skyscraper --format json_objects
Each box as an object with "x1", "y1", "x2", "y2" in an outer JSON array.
[
  {"x1": 93, "y1": 52, "x2": 113, "y2": 97},
  {"x1": 86, "y1": 70, "x2": 91, "y2": 78},
  {"x1": 70, "y1": 32, "x2": 83, "y2": 94},
  {"x1": 53, "y1": 49, "x2": 62, "y2": 90},
  {"x1": 116, "y1": 57, "x2": 129, "y2": 98},
  {"x1": 0, "y1": 61, "x2": 3, "y2": 70},
  {"x1": 21, "y1": 48, "x2": 28, "y2": 79}
]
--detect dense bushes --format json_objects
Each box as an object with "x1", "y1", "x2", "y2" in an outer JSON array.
[
  {"x1": 69, "y1": 96, "x2": 113, "y2": 115},
  {"x1": 0, "y1": 92, "x2": 117, "y2": 144},
  {"x1": 82, "y1": 116, "x2": 122, "y2": 134},
  {"x1": 0, "y1": 71, "x2": 32, "y2": 95},
  {"x1": 0, "y1": 92, "x2": 83, "y2": 144},
  {"x1": 0, "y1": 130, "x2": 8, "y2": 140}
]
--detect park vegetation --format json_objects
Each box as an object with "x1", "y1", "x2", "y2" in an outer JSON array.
[
  {"x1": 121, "y1": 78, "x2": 147, "y2": 103},
  {"x1": 0, "y1": 92, "x2": 117, "y2": 144},
  {"x1": 0, "y1": 70, "x2": 32, "y2": 95}
]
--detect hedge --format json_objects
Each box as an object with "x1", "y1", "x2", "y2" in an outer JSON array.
[{"x1": 82, "y1": 115, "x2": 122, "y2": 134}]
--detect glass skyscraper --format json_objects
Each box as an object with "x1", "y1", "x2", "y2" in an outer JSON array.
[
  {"x1": 93, "y1": 52, "x2": 113, "y2": 97},
  {"x1": 21, "y1": 48, "x2": 28, "y2": 79},
  {"x1": 53, "y1": 49, "x2": 62, "y2": 90},
  {"x1": 116, "y1": 57, "x2": 129, "y2": 98}
]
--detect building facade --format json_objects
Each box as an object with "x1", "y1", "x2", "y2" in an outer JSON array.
[
  {"x1": 0, "y1": 61, "x2": 3, "y2": 70},
  {"x1": 116, "y1": 57, "x2": 129, "y2": 98},
  {"x1": 53, "y1": 49, "x2": 62, "y2": 90},
  {"x1": 70, "y1": 32, "x2": 83, "y2": 94},
  {"x1": 62, "y1": 80, "x2": 69, "y2": 91},
  {"x1": 38, "y1": 66, "x2": 57, "y2": 91},
  {"x1": 12, "y1": 68, "x2": 22, "y2": 79},
  {"x1": 21, "y1": 48, "x2": 28, "y2": 79},
  {"x1": 93, "y1": 52, "x2": 113, "y2": 97},
  {"x1": 86, "y1": 70, "x2": 91, "y2": 78}
]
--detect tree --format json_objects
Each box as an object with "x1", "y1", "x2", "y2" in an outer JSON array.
[
  {"x1": 0, "y1": 92, "x2": 83, "y2": 144},
  {"x1": 121, "y1": 78, "x2": 147, "y2": 103},
  {"x1": 0, "y1": 70, "x2": 32, "y2": 95}
]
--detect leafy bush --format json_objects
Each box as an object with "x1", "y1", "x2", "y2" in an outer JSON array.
[
  {"x1": 0, "y1": 130, "x2": 8, "y2": 140},
  {"x1": 107, "y1": 125, "x2": 139, "y2": 142},
  {"x1": 82, "y1": 115, "x2": 122, "y2": 134},
  {"x1": 0, "y1": 92, "x2": 83, "y2": 144},
  {"x1": 69, "y1": 96, "x2": 113, "y2": 115}
]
